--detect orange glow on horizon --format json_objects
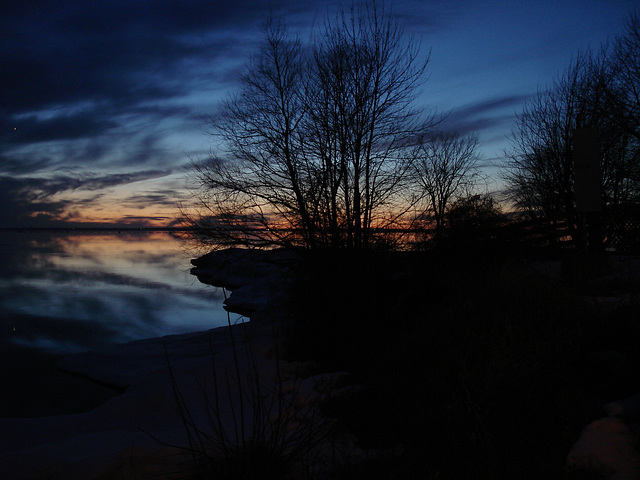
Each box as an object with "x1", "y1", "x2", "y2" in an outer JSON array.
[{"x1": 29, "y1": 192, "x2": 182, "y2": 228}]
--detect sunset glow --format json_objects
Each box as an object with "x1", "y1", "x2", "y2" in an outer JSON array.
[{"x1": 1, "y1": 0, "x2": 637, "y2": 228}]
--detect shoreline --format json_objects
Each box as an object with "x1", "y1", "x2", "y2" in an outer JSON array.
[
  {"x1": 3, "y1": 248, "x2": 640, "y2": 479},
  {"x1": 0, "y1": 247, "x2": 325, "y2": 479}
]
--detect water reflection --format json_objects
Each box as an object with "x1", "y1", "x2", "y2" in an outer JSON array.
[{"x1": 0, "y1": 230, "x2": 232, "y2": 354}]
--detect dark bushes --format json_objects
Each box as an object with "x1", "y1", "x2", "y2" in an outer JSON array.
[{"x1": 285, "y1": 247, "x2": 640, "y2": 478}]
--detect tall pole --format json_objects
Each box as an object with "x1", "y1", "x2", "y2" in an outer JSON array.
[{"x1": 573, "y1": 128, "x2": 603, "y2": 254}]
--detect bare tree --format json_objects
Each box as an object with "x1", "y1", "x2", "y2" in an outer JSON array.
[
  {"x1": 183, "y1": 4, "x2": 437, "y2": 250},
  {"x1": 606, "y1": 12, "x2": 640, "y2": 142},
  {"x1": 185, "y1": 21, "x2": 315, "y2": 249},
  {"x1": 503, "y1": 36, "x2": 640, "y2": 248},
  {"x1": 304, "y1": 3, "x2": 436, "y2": 248},
  {"x1": 503, "y1": 67, "x2": 582, "y2": 229},
  {"x1": 414, "y1": 132, "x2": 481, "y2": 236}
]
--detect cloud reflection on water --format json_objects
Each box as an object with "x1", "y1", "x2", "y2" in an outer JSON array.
[{"x1": 0, "y1": 230, "x2": 231, "y2": 353}]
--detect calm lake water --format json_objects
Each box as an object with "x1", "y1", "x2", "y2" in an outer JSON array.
[{"x1": 0, "y1": 230, "x2": 233, "y2": 417}]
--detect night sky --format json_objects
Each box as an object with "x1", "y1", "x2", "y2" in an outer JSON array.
[{"x1": 2, "y1": 0, "x2": 637, "y2": 228}]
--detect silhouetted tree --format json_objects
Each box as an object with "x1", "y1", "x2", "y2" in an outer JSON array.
[
  {"x1": 436, "y1": 192, "x2": 504, "y2": 250},
  {"x1": 184, "y1": 4, "x2": 437, "y2": 250},
  {"x1": 187, "y1": 21, "x2": 313, "y2": 249},
  {"x1": 414, "y1": 132, "x2": 481, "y2": 236},
  {"x1": 606, "y1": 12, "x2": 640, "y2": 142},
  {"x1": 503, "y1": 55, "x2": 589, "y2": 231},
  {"x1": 447, "y1": 192, "x2": 502, "y2": 230},
  {"x1": 503, "y1": 29, "x2": 640, "y2": 248},
  {"x1": 303, "y1": 6, "x2": 436, "y2": 249}
]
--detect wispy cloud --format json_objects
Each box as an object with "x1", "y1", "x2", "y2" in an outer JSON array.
[
  {"x1": 121, "y1": 192, "x2": 181, "y2": 210},
  {"x1": 4, "y1": 112, "x2": 118, "y2": 145},
  {"x1": 32, "y1": 170, "x2": 173, "y2": 196},
  {"x1": 0, "y1": 170, "x2": 174, "y2": 227},
  {"x1": 440, "y1": 94, "x2": 531, "y2": 135},
  {"x1": 1, "y1": 0, "x2": 329, "y2": 119},
  {"x1": 1, "y1": 0, "x2": 635, "y2": 226},
  {"x1": 0, "y1": 176, "x2": 74, "y2": 227}
]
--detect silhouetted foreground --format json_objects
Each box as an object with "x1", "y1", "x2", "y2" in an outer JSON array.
[
  {"x1": 1, "y1": 245, "x2": 639, "y2": 479},
  {"x1": 188, "y1": 245, "x2": 640, "y2": 479},
  {"x1": 281, "y1": 247, "x2": 640, "y2": 479}
]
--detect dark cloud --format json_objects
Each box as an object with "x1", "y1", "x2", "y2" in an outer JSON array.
[
  {"x1": 0, "y1": 0, "x2": 317, "y2": 116},
  {"x1": 3, "y1": 127, "x2": 179, "y2": 173},
  {"x1": 440, "y1": 94, "x2": 530, "y2": 135},
  {"x1": 0, "y1": 176, "x2": 74, "y2": 228},
  {"x1": 0, "y1": 1, "x2": 366, "y2": 200},
  {"x1": 69, "y1": 170, "x2": 173, "y2": 191},
  {"x1": 121, "y1": 192, "x2": 179, "y2": 209},
  {"x1": 393, "y1": 0, "x2": 471, "y2": 32},
  {"x1": 4, "y1": 113, "x2": 119, "y2": 145},
  {"x1": 4, "y1": 5, "x2": 181, "y2": 113},
  {"x1": 1, "y1": 0, "x2": 446, "y2": 119},
  {"x1": 0, "y1": 155, "x2": 53, "y2": 175},
  {"x1": 453, "y1": 95, "x2": 530, "y2": 119},
  {"x1": 1, "y1": 0, "x2": 276, "y2": 175},
  {"x1": 119, "y1": 215, "x2": 174, "y2": 225},
  {"x1": 27, "y1": 169, "x2": 173, "y2": 196}
]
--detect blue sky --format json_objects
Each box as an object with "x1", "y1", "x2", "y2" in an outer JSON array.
[{"x1": 1, "y1": 0, "x2": 637, "y2": 228}]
